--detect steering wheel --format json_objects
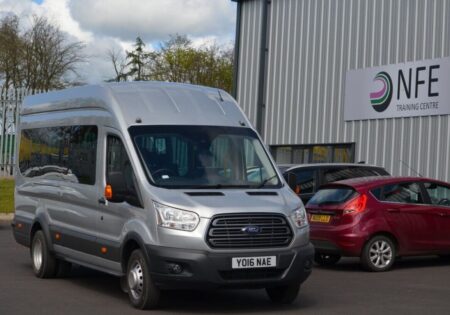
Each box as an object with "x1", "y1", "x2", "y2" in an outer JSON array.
[
  {"x1": 438, "y1": 198, "x2": 450, "y2": 206},
  {"x1": 152, "y1": 168, "x2": 177, "y2": 179}
]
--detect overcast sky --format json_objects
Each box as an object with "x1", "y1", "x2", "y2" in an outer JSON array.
[{"x1": 0, "y1": 0, "x2": 237, "y2": 83}]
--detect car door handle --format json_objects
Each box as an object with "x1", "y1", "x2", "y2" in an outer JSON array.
[
  {"x1": 387, "y1": 208, "x2": 400, "y2": 213},
  {"x1": 98, "y1": 197, "x2": 107, "y2": 205},
  {"x1": 438, "y1": 212, "x2": 448, "y2": 217}
]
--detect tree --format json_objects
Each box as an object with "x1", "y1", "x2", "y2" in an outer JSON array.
[
  {"x1": 106, "y1": 47, "x2": 128, "y2": 82},
  {"x1": 0, "y1": 14, "x2": 85, "y2": 92},
  {"x1": 23, "y1": 16, "x2": 85, "y2": 92},
  {"x1": 107, "y1": 34, "x2": 234, "y2": 93},
  {"x1": 0, "y1": 15, "x2": 24, "y2": 95},
  {"x1": 126, "y1": 37, "x2": 150, "y2": 81}
]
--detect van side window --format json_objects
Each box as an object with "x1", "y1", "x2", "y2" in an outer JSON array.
[
  {"x1": 106, "y1": 135, "x2": 141, "y2": 207},
  {"x1": 19, "y1": 126, "x2": 97, "y2": 184}
]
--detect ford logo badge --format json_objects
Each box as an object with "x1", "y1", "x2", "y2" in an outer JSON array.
[{"x1": 242, "y1": 225, "x2": 260, "y2": 234}]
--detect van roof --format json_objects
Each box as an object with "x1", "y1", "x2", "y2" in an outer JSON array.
[{"x1": 22, "y1": 82, "x2": 251, "y2": 128}]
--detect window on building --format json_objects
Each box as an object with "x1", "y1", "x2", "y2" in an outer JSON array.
[{"x1": 271, "y1": 143, "x2": 355, "y2": 164}]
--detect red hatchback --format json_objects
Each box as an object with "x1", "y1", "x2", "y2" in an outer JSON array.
[{"x1": 305, "y1": 176, "x2": 450, "y2": 271}]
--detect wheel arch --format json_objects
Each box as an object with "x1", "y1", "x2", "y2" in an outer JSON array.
[{"x1": 120, "y1": 232, "x2": 148, "y2": 273}]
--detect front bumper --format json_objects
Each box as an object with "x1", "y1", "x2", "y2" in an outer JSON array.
[{"x1": 145, "y1": 243, "x2": 314, "y2": 289}]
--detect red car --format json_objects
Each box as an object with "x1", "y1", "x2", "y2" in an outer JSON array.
[{"x1": 305, "y1": 176, "x2": 450, "y2": 271}]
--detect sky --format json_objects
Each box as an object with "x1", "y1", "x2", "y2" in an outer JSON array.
[{"x1": 0, "y1": 0, "x2": 237, "y2": 83}]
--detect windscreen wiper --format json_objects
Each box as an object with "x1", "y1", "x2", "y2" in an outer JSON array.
[{"x1": 256, "y1": 174, "x2": 279, "y2": 188}]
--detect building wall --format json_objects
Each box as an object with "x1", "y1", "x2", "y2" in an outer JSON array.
[{"x1": 236, "y1": 0, "x2": 450, "y2": 181}]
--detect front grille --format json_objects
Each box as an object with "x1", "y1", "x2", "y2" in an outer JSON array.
[
  {"x1": 206, "y1": 213, "x2": 293, "y2": 249},
  {"x1": 219, "y1": 268, "x2": 285, "y2": 281}
]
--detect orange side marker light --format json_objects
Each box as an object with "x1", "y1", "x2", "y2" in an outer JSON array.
[{"x1": 105, "y1": 185, "x2": 113, "y2": 200}]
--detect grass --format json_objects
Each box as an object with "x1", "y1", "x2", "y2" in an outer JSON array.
[{"x1": 0, "y1": 178, "x2": 14, "y2": 213}]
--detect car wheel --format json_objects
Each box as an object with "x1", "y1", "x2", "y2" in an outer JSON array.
[
  {"x1": 314, "y1": 253, "x2": 341, "y2": 266},
  {"x1": 361, "y1": 235, "x2": 396, "y2": 272},
  {"x1": 266, "y1": 282, "x2": 301, "y2": 304},
  {"x1": 30, "y1": 230, "x2": 58, "y2": 278},
  {"x1": 126, "y1": 249, "x2": 160, "y2": 309}
]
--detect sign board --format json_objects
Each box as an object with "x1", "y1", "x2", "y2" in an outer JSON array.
[{"x1": 344, "y1": 57, "x2": 450, "y2": 120}]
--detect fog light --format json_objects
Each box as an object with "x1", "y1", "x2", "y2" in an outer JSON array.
[{"x1": 168, "y1": 263, "x2": 183, "y2": 274}]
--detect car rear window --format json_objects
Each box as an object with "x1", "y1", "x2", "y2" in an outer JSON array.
[
  {"x1": 307, "y1": 187, "x2": 357, "y2": 206},
  {"x1": 323, "y1": 167, "x2": 384, "y2": 184}
]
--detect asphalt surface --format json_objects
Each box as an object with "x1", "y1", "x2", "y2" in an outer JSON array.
[{"x1": 0, "y1": 221, "x2": 449, "y2": 315}]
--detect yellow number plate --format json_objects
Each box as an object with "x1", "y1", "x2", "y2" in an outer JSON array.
[{"x1": 310, "y1": 214, "x2": 331, "y2": 223}]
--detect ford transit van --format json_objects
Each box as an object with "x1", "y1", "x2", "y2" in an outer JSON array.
[{"x1": 12, "y1": 82, "x2": 313, "y2": 309}]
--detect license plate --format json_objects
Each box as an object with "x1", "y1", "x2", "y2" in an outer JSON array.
[
  {"x1": 232, "y1": 256, "x2": 277, "y2": 269},
  {"x1": 310, "y1": 214, "x2": 331, "y2": 223}
]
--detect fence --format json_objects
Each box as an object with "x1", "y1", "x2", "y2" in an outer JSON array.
[{"x1": 0, "y1": 88, "x2": 32, "y2": 177}]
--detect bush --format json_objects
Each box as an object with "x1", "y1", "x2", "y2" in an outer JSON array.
[{"x1": 0, "y1": 178, "x2": 14, "y2": 213}]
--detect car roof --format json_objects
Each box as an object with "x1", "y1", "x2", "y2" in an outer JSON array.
[
  {"x1": 279, "y1": 163, "x2": 385, "y2": 173},
  {"x1": 324, "y1": 176, "x2": 449, "y2": 190}
]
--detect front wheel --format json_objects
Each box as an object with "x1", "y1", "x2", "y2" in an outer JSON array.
[
  {"x1": 314, "y1": 253, "x2": 341, "y2": 266},
  {"x1": 126, "y1": 249, "x2": 160, "y2": 309},
  {"x1": 361, "y1": 236, "x2": 396, "y2": 272},
  {"x1": 266, "y1": 282, "x2": 301, "y2": 304}
]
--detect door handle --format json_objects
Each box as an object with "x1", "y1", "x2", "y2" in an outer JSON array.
[
  {"x1": 438, "y1": 212, "x2": 448, "y2": 217},
  {"x1": 387, "y1": 208, "x2": 400, "y2": 213},
  {"x1": 98, "y1": 197, "x2": 107, "y2": 205}
]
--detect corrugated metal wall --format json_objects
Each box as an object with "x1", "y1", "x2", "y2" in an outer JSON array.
[{"x1": 236, "y1": 0, "x2": 450, "y2": 181}]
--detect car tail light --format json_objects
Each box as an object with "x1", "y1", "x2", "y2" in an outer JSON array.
[{"x1": 343, "y1": 194, "x2": 367, "y2": 215}]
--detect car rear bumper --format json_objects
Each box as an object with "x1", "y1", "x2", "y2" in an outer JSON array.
[
  {"x1": 145, "y1": 243, "x2": 314, "y2": 289},
  {"x1": 311, "y1": 229, "x2": 368, "y2": 257}
]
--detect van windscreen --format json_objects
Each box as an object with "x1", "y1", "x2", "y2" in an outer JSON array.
[
  {"x1": 307, "y1": 187, "x2": 357, "y2": 206},
  {"x1": 129, "y1": 125, "x2": 281, "y2": 189}
]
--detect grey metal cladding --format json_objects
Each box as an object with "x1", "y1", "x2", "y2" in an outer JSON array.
[{"x1": 236, "y1": 0, "x2": 450, "y2": 181}]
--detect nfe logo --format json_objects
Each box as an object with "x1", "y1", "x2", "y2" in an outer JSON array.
[{"x1": 369, "y1": 71, "x2": 393, "y2": 112}]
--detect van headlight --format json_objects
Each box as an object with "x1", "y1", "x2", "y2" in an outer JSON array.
[
  {"x1": 153, "y1": 201, "x2": 200, "y2": 231},
  {"x1": 291, "y1": 206, "x2": 308, "y2": 228}
]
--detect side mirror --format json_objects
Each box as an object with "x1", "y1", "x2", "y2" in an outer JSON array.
[{"x1": 286, "y1": 172, "x2": 297, "y2": 192}]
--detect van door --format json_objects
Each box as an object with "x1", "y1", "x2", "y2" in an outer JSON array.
[
  {"x1": 42, "y1": 125, "x2": 100, "y2": 257},
  {"x1": 96, "y1": 130, "x2": 143, "y2": 264}
]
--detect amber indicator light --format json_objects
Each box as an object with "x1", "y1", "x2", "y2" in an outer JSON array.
[{"x1": 104, "y1": 185, "x2": 113, "y2": 200}]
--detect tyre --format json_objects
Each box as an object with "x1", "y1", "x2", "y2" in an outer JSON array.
[
  {"x1": 266, "y1": 282, "x2": 301, "y2": 304},
  {"x1": 30, "y1": 230, "x2": 58, "y2": 278},
  {"x1": 361, "y1": 235, "x2": 396, "y2": 272},
  {"x1": 126, "y1": 249, "x2": 160, "y2": 309},
  {"x1": 314, "y1": 253, "x2": 341, "y2": 266}
]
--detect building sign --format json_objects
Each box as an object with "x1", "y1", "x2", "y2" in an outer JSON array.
[{"x1": 344, "y1": 57, "x2": 450, "y2": 120}]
